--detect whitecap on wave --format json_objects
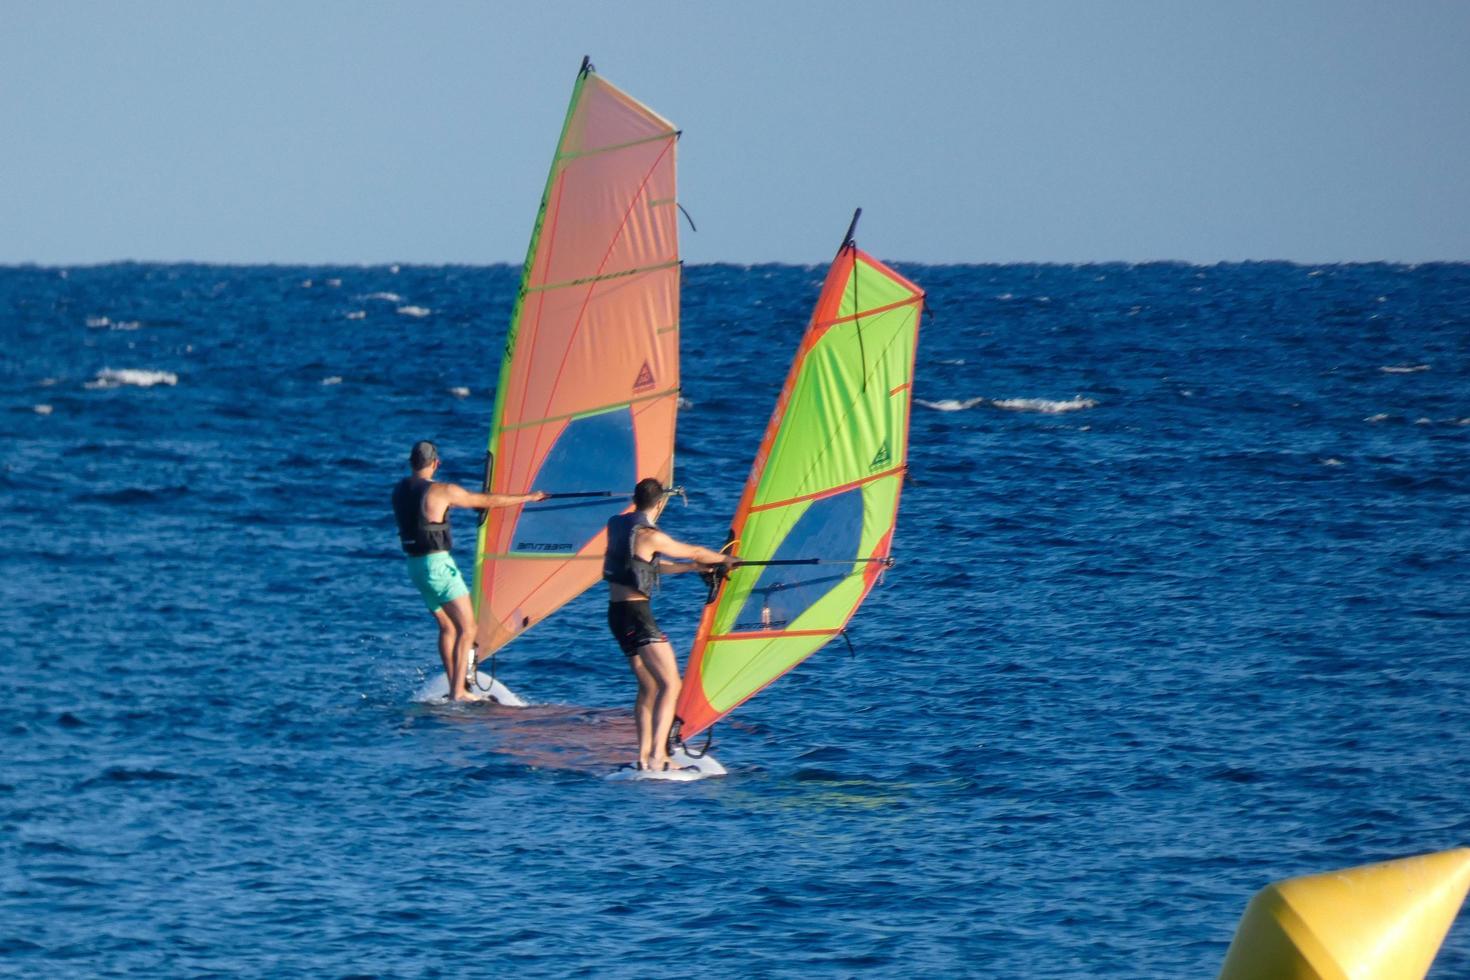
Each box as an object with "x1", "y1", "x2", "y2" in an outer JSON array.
[
  {"x1": 345, "y1": 310, "x2": 367, "y2": 320},
  {"x1": 397, "y1": 306, "x2": 431, "y2": 318},
  {"x1": 448, "y1": 386, "x2": 470, "y2": 398},
  {"x1": 34, "y1": 404, "x2": 53, "y2": 415},
  {"x1": 677, "y1": 396, "x2": 694, "y2": 409},
  {"x1": 363, "y1": 292, "x2": 402, "y2": 302},
  {"x1": 917, "y1": 397, "x2": 988, "y2": 412},
  {"x1": 918, "y1": 395, "x2": 1097, "y2": 414},
  {"x1": 1380, "y1": 364, "x2": 1429, "y2": 374},
  {"x1": 321, "y1": 376, "x2": 343, "y2": 386},
  {"x1": 85, "y1": 316, "x2": 140, "y2": 330},
  {"x1": 991, "y1": 396, "x2": 1097, "y2": 414},
  {"x1": 85, "y1": 368, "x2": 177, "y2": 389}
]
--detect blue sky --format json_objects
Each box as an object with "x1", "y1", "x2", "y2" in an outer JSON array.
[{"x1": 2, "y1": 1, "x2": 1467, "y2": 264}]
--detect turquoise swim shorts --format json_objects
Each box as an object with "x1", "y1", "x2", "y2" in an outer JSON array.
[{"x1": 405, "y1": 552, "x2": 469, "y2": 611}]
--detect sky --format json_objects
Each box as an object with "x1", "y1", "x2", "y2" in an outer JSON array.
[{"x1": 2, "y1": 0, "x2": 1467, "y2": 264}]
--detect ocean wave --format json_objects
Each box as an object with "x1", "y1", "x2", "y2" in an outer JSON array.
[
  {"x1": 345, "y1": 310, "x2": 366, "y2": 320},
  {"x1": 448, "y1": 386, "x2": 470, "y2": 398},
  {"x1": 321, "y1": 376, "x2": 343, "y2": 386},
  {"x1": 363, "y1": 291, "x2": 401, "y2": 302},
  {"x1": 678, "y1": 396, "x2": 694, "y2": 409},
  {"x1": 917, "y1": 397, "x2": 987, "y2": 412},
  {"x1": 85, "y1": 368, "x2": 177, "y2": 390},
  {"x1": 34, "y1": 404, "x2": 52, "y2": 415},
  {"x1": 85, "y1": 316, "x2": 141, "y2": 331},
  {"x1": 1380, "y1": 364, "x2": 1429, "y2": 374},
  {"x1": 397, "y1": 305, "x2": 431, "y2": 318},
  {"x1": 991, "y1": 396, "x2": 1097, "y2": 413}
]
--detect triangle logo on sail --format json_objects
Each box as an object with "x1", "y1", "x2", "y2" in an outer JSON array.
[
  {"x1": 870, "y1": 439, "x2": 891, "y2": 470},
  {"x1": 632, "y1": 360, "x2": 656, "y2": 392}
]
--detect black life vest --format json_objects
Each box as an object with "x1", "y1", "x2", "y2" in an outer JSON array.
[
  {"x1": 603, "y1": 511, "x2": 659, "y2": 595},
  {"x1": 392, "y1": 476, "x2": 452, "y2": 556}
]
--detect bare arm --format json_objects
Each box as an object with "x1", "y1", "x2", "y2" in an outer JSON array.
[
  {"x1": 656, "y1": 559, "x2": 702, "y2": 575},
  {"x1": 640, "y1": 528, "x2": 735, "y2": 567},
  {"x1": 429, "y1": 483, "x2": 546, "y2": 518}
]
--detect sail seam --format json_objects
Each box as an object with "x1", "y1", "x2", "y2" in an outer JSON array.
[
  {"x1": 747, "y1": 464, "x2": 906, "y2": 514},
  {"x1": 815, "y1": 293, "x2": 923, "y2": 329},
  {"x1": 556, "y1": 130, "x2": 677, "y2": 161},
  {"x1": 523, "y1": 259, "x2": 680, "y2": 294},
  {"x1": 498, "y1": 387, "x2": 678, "y2": 432}
]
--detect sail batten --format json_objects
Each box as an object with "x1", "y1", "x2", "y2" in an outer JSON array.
[
  {"x1": 473, "y1": 62, "x2": 679, "y2": 654},
  {"x1": 675, "y1": 237, "x2": 922, "y2": 738}
]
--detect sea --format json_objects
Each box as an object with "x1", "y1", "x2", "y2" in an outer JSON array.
[{"x1": 2, "y1": 261, "x2": 1468, "y2": 977}]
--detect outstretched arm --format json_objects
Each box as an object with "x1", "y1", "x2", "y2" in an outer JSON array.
[
  {"x1": 440, "y1": 484, "x2": 547, "y2": 511},
  {"x1": 643, "y1": 528, "x2": 736, "y2": 567}
]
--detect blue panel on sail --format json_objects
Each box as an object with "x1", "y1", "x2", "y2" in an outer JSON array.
[
  {"x1": 510, "y1": 409, "x2": 635, "y2": 555},
  {"x1": 730, "y1": 488, "x2": 864, "y2": 631}
]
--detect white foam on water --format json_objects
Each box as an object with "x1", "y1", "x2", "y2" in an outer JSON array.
[
  {"x1": 1380, "y1": 364, "x2": 1429, "y2": 374},
  {"x1": 326, "y1": 278, "x2": 342, "y2": 288},
  {"x1": 1415, "y1": 417, "x2": 1432, "y2": 425},
  {"x1": 113, "y1": 321, "x2": 141, "y2": 331},
  {"x1": 1320, "y1": 457, "x2": 1344, "y2": 467},
  {"x1": 389, "y1": 264, "x2": 400, "y2": 274},
  {"x1": 39, "y1": 378, "x2": 58, "y2": 387},
  {"x1": 363, "y1": 292, "x2": 401, "y2": 302},
  {"x1": 345, "y1": 310, "x2": 366, "y2": 320},
  {"x1": 301, "y1": 278, "x2": 314, "y2": 288},
  {"x1": 85, "y1": 368, "x2": 177, "y2": 390},
  {"x1": 1365, "y1": 413, "x2": 1392, "y2": 423},
  {"x1": 34, "y1": 404, "x2": 53, "y2": 415},
  {"x1": 991, "y1": 396, "x2": 1098, "y2": 414},
  {"x1": 448, "y1": 386, "x2": 470, "y2": 398},
  {"x1": 939, "y1": 358, "x2": 966, "y2": 366},
  {"x1": 397, "y1": 306, "x2": 431, "y2": 318},
  {"x1": 677, "y1": 396, "x2": 694, "y2": 409},
  {"x1": 321, "y1": 376, "x2": 343, "y2": 386},
  {"x1": 85, "y1": 316, "x2": 110, "y2": 328},
  {"x1": 917, "y1": 397, "x2": 987, "y2": 412}
]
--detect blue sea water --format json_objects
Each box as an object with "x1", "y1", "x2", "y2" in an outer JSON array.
[{"x1": 2, "y1": 261, "x2": 1468, "y2": 977}]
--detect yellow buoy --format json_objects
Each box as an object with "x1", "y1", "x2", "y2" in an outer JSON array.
[{"x1": 1218, "y1": 847, "x2": 1470, "y2": 979}]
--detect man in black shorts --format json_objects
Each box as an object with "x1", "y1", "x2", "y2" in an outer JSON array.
[{"x1": 604, "y1": 478, "x2": 737, "y2": 770}]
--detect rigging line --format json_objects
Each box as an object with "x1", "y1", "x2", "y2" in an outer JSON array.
[
  {"x1": 851, "y1": 247, "x2": 867, "y2": 393},
  {"x1": 751, "y1": 312, "x2": 912, "y2": 513}
]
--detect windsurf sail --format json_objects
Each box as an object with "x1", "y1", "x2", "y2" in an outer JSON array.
[
  {"x1": 675, "y1": 211, "x2": 923, "y2": 738},
  {"x1": 474, "y1": 57, "x2": 681, "y2": 654}
]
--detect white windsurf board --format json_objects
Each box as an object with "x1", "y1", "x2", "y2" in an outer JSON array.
[{"x1": 414, "y1": 670, "x2": 528, "y2": 707}]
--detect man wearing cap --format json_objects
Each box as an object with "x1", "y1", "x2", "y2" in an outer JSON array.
[
  {"x1": 392, "y1": 440, "x2": 546, "y2": 701},
  {"x1": 604, "y1": 477, "x2": 738, "y2": 770}
]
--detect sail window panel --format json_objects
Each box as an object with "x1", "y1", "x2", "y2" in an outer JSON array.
[
  {"x1": 728, "y1": 489, "x2": 864, "y2": 632},
  {"x1": 508, "y1": 408, "x2": 636, "y2": 556}
]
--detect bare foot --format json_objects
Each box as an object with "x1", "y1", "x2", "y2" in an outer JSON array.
[{"x1": 449, "y1": 690, "x2": 485, "y2": 703}]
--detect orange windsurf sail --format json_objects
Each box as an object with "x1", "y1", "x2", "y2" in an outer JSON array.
[{"x1": 474, "y1": 58, "x2": 681, "y2": 654}]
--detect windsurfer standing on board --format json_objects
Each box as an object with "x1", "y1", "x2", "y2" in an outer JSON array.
[
  {"x1": 393, "y1": 440, "x2": 546, "y2": 702},
  {"x1": 604, "y1": 477, "x2": 738, "y2": 770}
]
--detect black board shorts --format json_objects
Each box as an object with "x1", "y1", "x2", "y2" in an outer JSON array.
[{"x1": 608, "y1": 600, "x2": 667, "y2": 656}]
